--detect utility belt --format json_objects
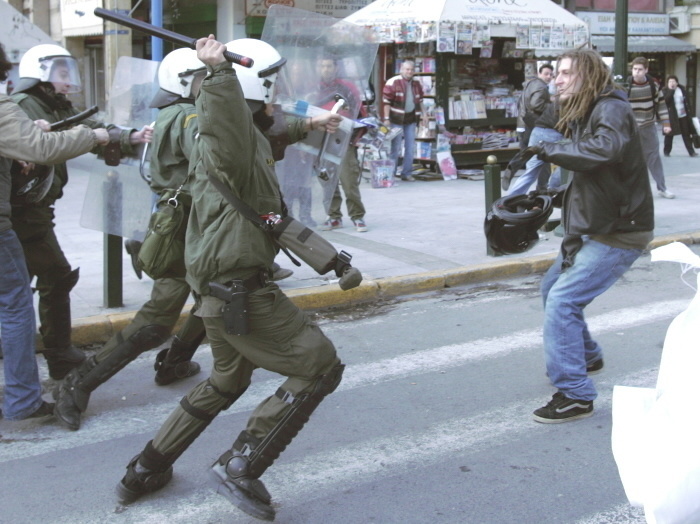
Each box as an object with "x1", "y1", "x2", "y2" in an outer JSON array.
[{"x1": 208, "y1": 269, "x2": 270, "y2": 337}]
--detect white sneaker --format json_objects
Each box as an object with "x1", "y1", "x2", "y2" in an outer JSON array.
[{"x1": 659, "y1": 190, "x2": 676, "y2": 199}]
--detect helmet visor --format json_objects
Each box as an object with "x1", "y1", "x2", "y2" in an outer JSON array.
[{"x1": 43, "y1": 56, "x2": 81, "y2": 93}]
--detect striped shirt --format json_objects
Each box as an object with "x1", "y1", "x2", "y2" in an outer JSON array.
[{"x1": 628, "y1": 80, "x2": 670, "y2": 128}]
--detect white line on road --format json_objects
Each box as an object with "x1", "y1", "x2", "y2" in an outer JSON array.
[{"x1": 0, "y1": 299, "x2": 686, "y2": 465}]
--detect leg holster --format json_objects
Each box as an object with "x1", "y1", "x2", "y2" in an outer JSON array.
[{"x1": 236, "y1": 362, "x2": 344, "y2": 479}]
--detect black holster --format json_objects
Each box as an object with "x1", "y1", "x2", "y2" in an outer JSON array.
[{"x1": 209, "y1": 281, "x2": 250, "y2": 336}]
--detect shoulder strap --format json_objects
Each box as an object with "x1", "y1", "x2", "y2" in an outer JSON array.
[
  {"x1": 206, "y1": 173, "x2": 301, "y2": 267},
  {"x1": 206, "y1": 173, "x2": 268, "y2": 228}
]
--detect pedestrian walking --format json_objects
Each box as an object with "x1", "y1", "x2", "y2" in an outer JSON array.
[
  {"x1": 627, "y1": 57, "x2": 675, "y2": 199},
  {"x1": 661, "y1": 75, "x2": 697, "y2": 158}
]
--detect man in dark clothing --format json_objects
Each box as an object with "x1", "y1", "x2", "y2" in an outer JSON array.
[
  {"x1": 503, "y1": 63, "x2": 553, "y2": 190},
  {"x1": 523, "y1": 49, "x2": 654, "y2": 423}
]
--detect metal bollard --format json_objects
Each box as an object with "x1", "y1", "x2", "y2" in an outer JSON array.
[
  {"x1": 103, "y1": 170, "x2": 124, "y2": 308},
  {"x1": 484, "y1": 155, "x2": 502, "y2": 256}
]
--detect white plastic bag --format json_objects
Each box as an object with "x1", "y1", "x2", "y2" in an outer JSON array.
[
  {"x1": 692, "y1": 116, "x2": 700, "y2": 137},
  {"x1": 612, "y1": 242, "x2": 700, "y2": 524}
]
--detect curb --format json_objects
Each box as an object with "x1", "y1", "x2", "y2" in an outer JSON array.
[{"x1": 64, "y1": 232, "x2": 700, "y2": 349}]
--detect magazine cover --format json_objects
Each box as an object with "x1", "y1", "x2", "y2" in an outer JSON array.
[{"x1": 438, "y1": 21, "x2": 456, "y2": 53}]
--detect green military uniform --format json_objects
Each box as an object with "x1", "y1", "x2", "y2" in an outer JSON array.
[
  {"x1": 10, "y1": 87, "x2": 136, "y2": 379},
  {"x1": 95, "y1": 102, "x2": 204, "y2": 382},
  {"x1": 134, "y1": 62, "x2": 342, "y2": 513}
]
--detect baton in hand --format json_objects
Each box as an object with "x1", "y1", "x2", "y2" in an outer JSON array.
[
  {"x1": 94, "y1": 8, "x2": 254, "y2": 68},
  {"x1": 50, "y1": 105, "x2": 99, "y2": 131}
]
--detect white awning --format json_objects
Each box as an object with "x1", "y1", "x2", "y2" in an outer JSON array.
[
  {"x1": 591, "y1": 35, "x2": 696, "y2": 54},
  {"x1": 346, "y1": 0, "x2": 589, "y2": 50}
]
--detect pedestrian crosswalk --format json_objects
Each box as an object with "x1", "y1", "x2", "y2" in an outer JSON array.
[{"x1": 0, "y1": 282, "x2": 680, "y2": 523}]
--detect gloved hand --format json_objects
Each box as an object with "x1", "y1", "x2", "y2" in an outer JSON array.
[
  {"x1": 528, "y1": 187, "x2": 564, "y2": 208},
  {"x1": 507, "y1": 145, "x2": 542, "y2": 171}
]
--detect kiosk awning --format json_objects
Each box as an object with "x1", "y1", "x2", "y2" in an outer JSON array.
[
  {"x1": 346, "y1": 0, "x2": 589, "y2": 50},
  {"x1": 591, "y1": 35, "x2": 696, "y2": 54}
]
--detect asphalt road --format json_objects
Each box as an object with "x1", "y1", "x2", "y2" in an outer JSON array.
[{"x1": 2, "y1": 244, "x2": 697, "y2": 523}]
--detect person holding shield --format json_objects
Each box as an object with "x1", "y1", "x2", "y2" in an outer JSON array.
[{"x1": 10, "y1": 44, "x2": 152, "y2": 381}]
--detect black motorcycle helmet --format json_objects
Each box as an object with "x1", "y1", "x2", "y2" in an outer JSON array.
[
  {"x1": 484, "y1": 194, "x2": 554, "y2": 255},
  {"x1": 10, "y1": 162, "x2": 54, "y2": 206}
]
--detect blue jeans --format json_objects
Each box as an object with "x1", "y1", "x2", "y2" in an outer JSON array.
[
  {"x1": 0, "y1": 228, "x2": 43, "y2": 419},
  {"x1": 509, "y1": 126, "x2": 563, "y2": 195},
  {"x1": 540, "y1": 238, "x2": 643, "y2": 401},
  {"x1": 390, "y1": 122, "x2": 416, "y2": 178}
]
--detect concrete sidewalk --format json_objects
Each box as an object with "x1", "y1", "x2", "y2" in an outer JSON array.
[{"x1": 51, "y1": 136, "x2": 700, "y2": 348}]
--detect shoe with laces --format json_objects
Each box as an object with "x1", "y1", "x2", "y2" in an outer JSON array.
[
  {"x1": 319, "y1": 218, "x2": 342, "y2": 230},
  {"x1": 533, "y1": 392, "x2": 593, "y2": 423},
  {"x1": 353, "y1": 219, "x2": 368, "y2": 232},
  {"x1": 659, "y1": 190, "x2": 676, "y2": 199}
]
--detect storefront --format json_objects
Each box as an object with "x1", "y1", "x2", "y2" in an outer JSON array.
[{"x1": 346, "y1": 0, "x2": 589, "y2": 173}]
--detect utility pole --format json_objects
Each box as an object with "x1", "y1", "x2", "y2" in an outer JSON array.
[
  {"x1": 102, "y1": 0, "x2": 132, "y2": 308},
  {"x1": 613, "y1": 0, "x2": 629, "y2": 83}
]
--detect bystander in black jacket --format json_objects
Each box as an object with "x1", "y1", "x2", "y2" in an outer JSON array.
[{"x1": 661, "y1": 78, "x2": 697, "y2": 157}]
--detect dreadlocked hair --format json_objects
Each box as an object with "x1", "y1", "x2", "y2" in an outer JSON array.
[{"x1": 555, "y1": 48, "x2": 618, "y2": 138}]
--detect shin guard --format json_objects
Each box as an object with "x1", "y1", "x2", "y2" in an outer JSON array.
[{"x1": 238, "y1": 362, "x2": 344, "y2": 478}]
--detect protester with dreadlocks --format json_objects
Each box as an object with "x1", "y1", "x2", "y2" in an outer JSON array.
[{"x1": 520, "y1": 48, "x2": 654, "y2": 423}]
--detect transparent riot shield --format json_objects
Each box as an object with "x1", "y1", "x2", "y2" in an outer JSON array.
[
  {"x1": 262, "y1": 5, "x2": 378, "y2": 225},
  {"x1": 80, "y1": 56, "x2": 159, "y2": 241}
]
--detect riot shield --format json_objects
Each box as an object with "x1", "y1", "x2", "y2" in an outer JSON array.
[
  {"x1": 80, "y1": 56, "x2": 159, "y2": 241},
  {"x1": 262, "y1": 5, "x2": 378, "y2": 225}
]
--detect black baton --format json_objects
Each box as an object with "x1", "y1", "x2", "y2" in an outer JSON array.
[
  {"x1": 50, "y1": 105, "x2": 99, "y2": 131},
  {"x1": 94, "y1": 8, "x2": 254, "y2": 68}
]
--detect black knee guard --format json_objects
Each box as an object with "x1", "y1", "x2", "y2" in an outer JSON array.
[
  {"x1": 80, "y1": 324, "x2": 171, "y2": 393},
  {"x1": 236, "y1": 362, "x2": 344, "y2": 478}
]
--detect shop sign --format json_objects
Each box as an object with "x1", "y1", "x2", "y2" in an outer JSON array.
[
  {"x1": 60, "y1": 0, "x2": 104, "y2": 37},
  {"x1": 246, "y1": 0, "x2": 372, "y2": 18},
  {"x1": 577, "y1": 11, "x2": 669, "y2": 36}
]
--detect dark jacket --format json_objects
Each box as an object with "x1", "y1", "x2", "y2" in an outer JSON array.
[
  {"x1": 537, "y1": 88, "x2": 654, "y2": 237},
  {"x1": 382, "y1": 75, "x2": 423, "y2": 125},
  {"x1": 517, "y1": 77, "x2": 550, "y2": 129},
  {"x1": 662, "y1": 84, "x2": 694, "y2": 136}
]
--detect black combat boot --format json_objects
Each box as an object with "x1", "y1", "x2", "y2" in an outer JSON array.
[
  {"x1": 209, "y1": 448, "x2": 275, "y2": 521},
  {"x1": 43, "y1": 346, "x2": 86, "y2": 380},
  {"x1": 153, "y1": 335, "x2": 202, "y2": 386},
  {"x1": 53, "y1": 355, "x2": 97, "y2": 430},
  {"x1": 55, "y1": 324, "x2": 170, "y2": 430},
  {"x1": 116, "y1": 441, "x2": 174, "y2": 504}
]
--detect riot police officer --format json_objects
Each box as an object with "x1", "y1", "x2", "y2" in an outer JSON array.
[{"x1": 10, "y1": 44, "x2": 152, "y2": 380}]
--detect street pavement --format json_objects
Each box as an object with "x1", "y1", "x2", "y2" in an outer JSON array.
[{"x1": 48, "y1": 133, "x2": 700, "y2": 348}]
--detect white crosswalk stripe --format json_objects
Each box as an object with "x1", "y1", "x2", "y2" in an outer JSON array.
[{"x1": 0, "y1": 291, "x2": 687, "y2": 523}]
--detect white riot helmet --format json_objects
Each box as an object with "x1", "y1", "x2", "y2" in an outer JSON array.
[
  {"x1": 150, "y1": 48, "x2": 206, "y2": 108},
  {"x1": 225, "y1": 39, "x2": 287, "y2": 110},
  {"x1": 17, "y1": 44, "x2": 81, "y2": 93}
]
